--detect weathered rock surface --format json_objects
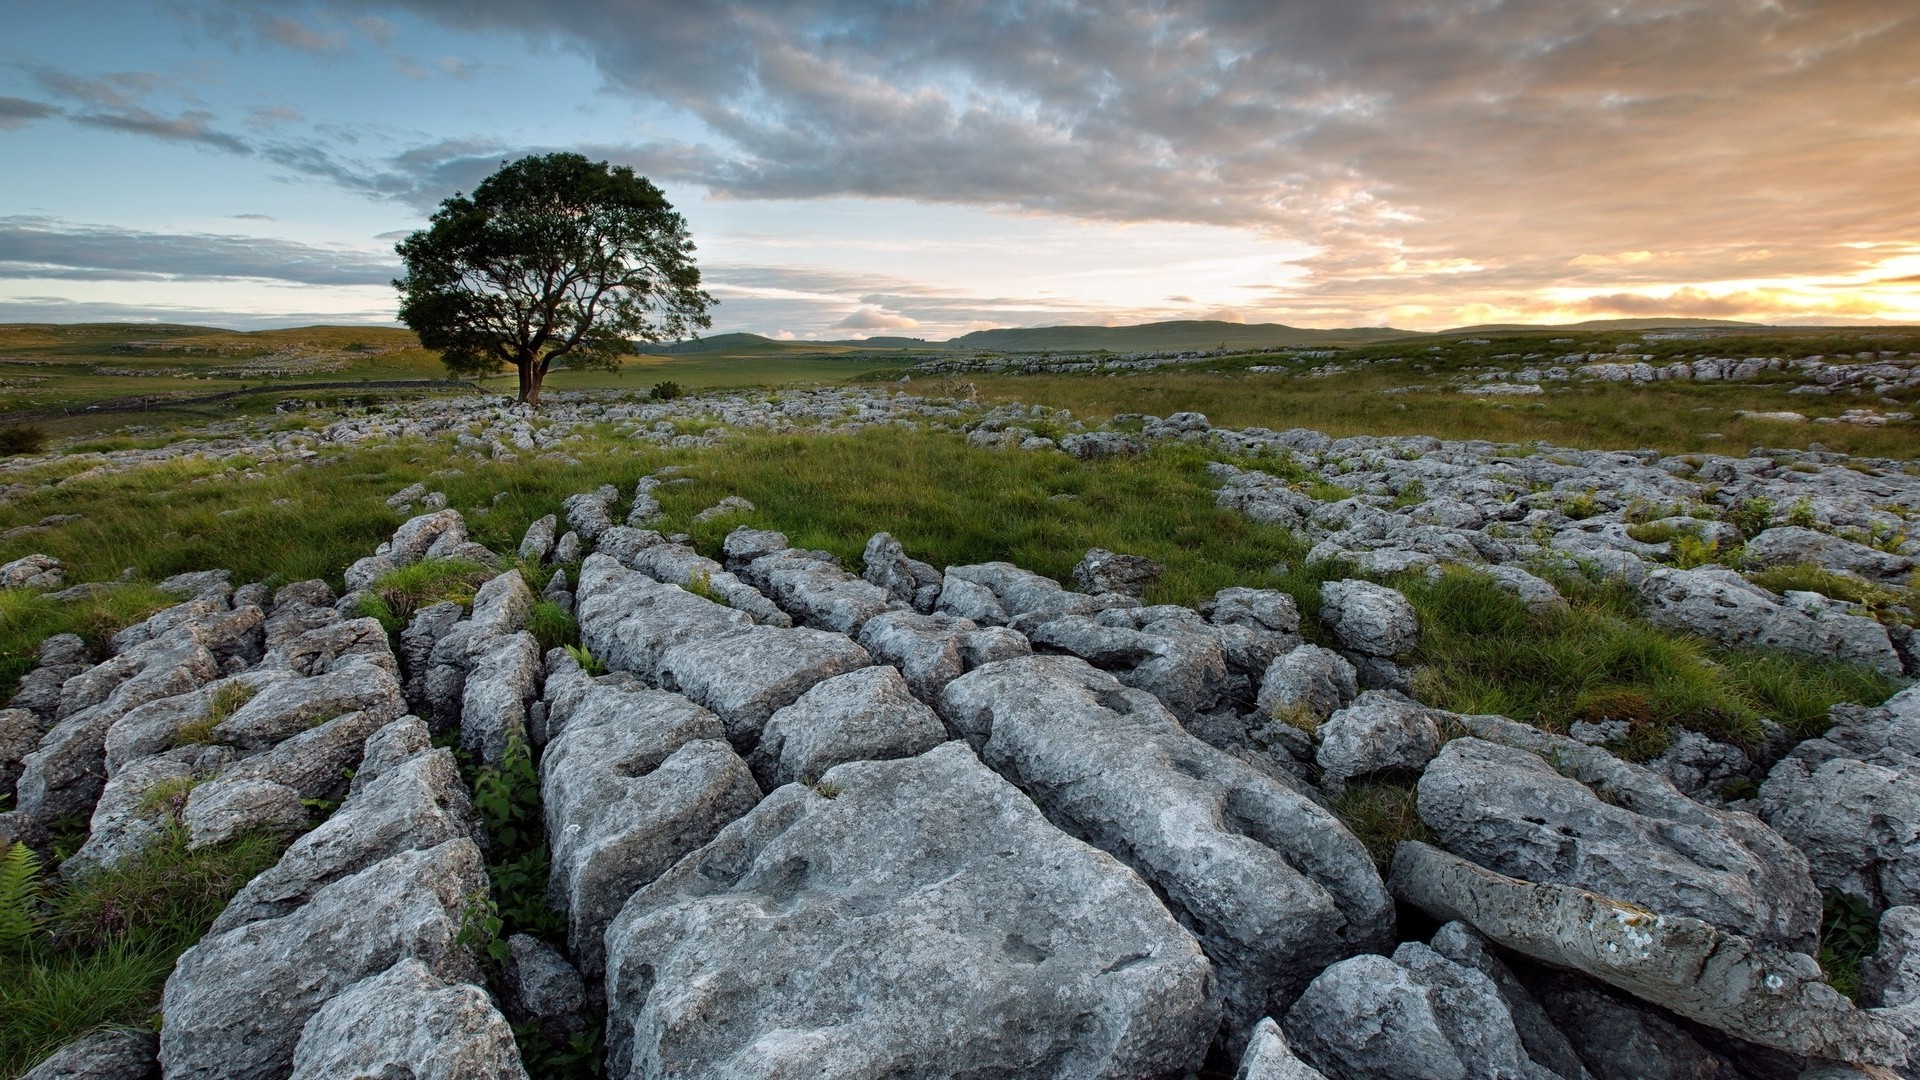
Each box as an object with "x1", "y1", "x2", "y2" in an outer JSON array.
[
  {"x1": 540, "y1": 662, "x2": 761, "y2": 977},
  {"x1": 855, "y1": 608, "x2": 1030, "y2": 702},
  {"x1": 1389, "y1": 840, "x2": 1907, "y2": 1066},
  {"x1": 1526, "y1": 969, "x2": 1747, "y2": 1080},
  {"x1": 503, "y1": 933, "x2": 589, "y2": 1040},
  {"x1": 388, "y1": 509, "x2": 467, "y2": 566},
  {"x1": 744, "y1": 548, "x2": 893, "y2": 635},
  {"x1": 1641, "y1": 566, "x2": 1901, "y2": 676},
  {"x1": 1314, "y1": 689, "x2": 1448, "y2": 794},
  {"x1": 1745, "y1": 526, "x2": 1914, "y2": 583},
  {"x1": 1257, "y1": 645, "x2": 1359, "y2": 723},
  {"x1": 1761, "y1": 702, "x2": 1920, "y2": 909},
  {"x1": 1235, "y1": 1019, "x2": 1330, "y2": 1080},
  {"x1": 19, "y1": 1028, "x2": 157, "y2": 1080},
  {"x1": 1418, "y1": 718, "x2": 1822, "y2": 951},
  {"x1": 603, "y1": 741, "x2": 1218, "y2": 1079},
  {"x1": 161, "y1": 837, "x2": 488, "y2": 1079},
  {"x1": 863, "y1": 531, "x2": 941, "y2": 610},
  {"x1": 750, "y1": 664, "x2": 947, "y2": 787},
  {"x1": 1284, "y1": 942, "x2": 1562, "y2": 1080},
  {"x1": 562, "y1": 484, "x2": 620, "y2": 542},
  {"x1": 287, "y1": 958, "x2": 527, "y2": 1080},
  {"x1": 1072, "y1": 548, "x2": 1164, "y2": 597},
  {"x1": 656, "y1": 625, "x2": 872, "y2": 752},
  {"x1": 576, "y1": 554, "x2": 753, "y2": 680},
  {"x1": 0, "y1": 553, "x2": 66, "y2": 590},
  {"x1": 459, "y1": 630, "x2": 540, "y2": 762},
  {"x1": 211, "y1": 659, "x2": 405, "y2": 751},
  {"x1": 1319, "y1": 579, "x2": 1419, "y2": 658},
  {"x1": 940, "y1": 654, "x2": 1394, "y2": 1034}
]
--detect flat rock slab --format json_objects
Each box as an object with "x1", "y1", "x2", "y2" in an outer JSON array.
[
  {"x1": 160, "y1": 837, "x2": 487, "y2": 1080},
  {"x1": 939, "y1": 654, "x2": 1393, "y2": 1035},
  {"x1": 1389, "y1": 840, "x2": 1908, "y2": 1067},
  {"x1": 603, "y1": 741, "x2": 1218, "y2": 1079},
  {"x1": 1419, "y1": 715, "x2": 1821, "y2": 952},
  {"x1": 540, "y1": 668, "x2": 760, "y2": 977},
  {"x1": 577, "y1": 555, "x2": 754, "y2": 680},
  {"x1": 656, "y1": 625, "x2": 872, "y2": 753},
  {"x1": 751, "y1": 664, "x2": 947, "y2": 788}
]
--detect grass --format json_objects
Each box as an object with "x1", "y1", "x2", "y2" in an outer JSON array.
[
  {"x1": 0, "y1": 585, "x2": 175, "y2": 703},
  {"x1": 1402, "y1": 567, "x2": 1899, "y2": 755},
  {"x1": 353, "y1": 558, "x2": 495, "y2": 634},
  {"x1": 1749, "y1": 562, "x2": 1917, "y2": 624},
  {"x1": 1333, "y1": 783, "x2": 1432, "y2": 869},
  {"x1": 0, "y1": 829, "x2": 286, "y2": 1077},
  {"x1": 168, "y1": 683, "x2": 258, "y2": 750}
]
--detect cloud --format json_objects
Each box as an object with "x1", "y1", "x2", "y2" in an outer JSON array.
[
  {"x1": 0, "y1": 216, "x2": 400, "y2": 285},
  {"x1": 0, "y1": 96, "x2": 60, "y2": 130},
  {"x1": 832, "y1": 308, "x2": 920, "y2": 330},
  {"x1": 0, "y1": 295, "x2": 398, "y2": 330},
  {"x1": 230, "y1": 213, "x2": 277, "y2": 221},
  {"x1": 1575, "y1": 289, "x2": 1758, "y2": 318},
  {"x1": 260, "y1": 15, "x2": 349, "y2": 54}
]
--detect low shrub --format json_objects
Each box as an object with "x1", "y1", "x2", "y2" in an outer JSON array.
[
  {"x1": 354, "y1": 557, "x2": 492, "y2": 634},
  {"x1": 1820, "y1": 891, "x2": 1880, "y2": 1001},
  {"x1": 0, "y1": 425, "x2": 47, "y2": 456},
  {"x1": 649, "y1": 380, "x2": 685, "y2": 401}
]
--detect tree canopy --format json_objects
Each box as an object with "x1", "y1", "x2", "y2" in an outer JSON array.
[{"x1": 394, "y1": 153, "x2": 714, "y2": 405}]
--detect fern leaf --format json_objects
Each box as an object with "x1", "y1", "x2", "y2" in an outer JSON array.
[{"x1": 0, "y1": 840, "x2": 45, "y2": 948}]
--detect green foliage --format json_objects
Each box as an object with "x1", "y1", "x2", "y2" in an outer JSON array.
[
  {"x1": 1819, "y1": 891, "x2": 1880, "y2": 1001},
  {"x1": 1725, "y1": 497, "x2": 1775, "y2": 538},
  {"x1": 1786, "y1": 498, "x2": 1819, "y2": 529},
  {"x1": 355, "y1": 557, "x2": 493, "y2": 634},
  {"x1": 650, "y1": 380, "x2": 685, "y2": 401},
  {"x1": 526, "y1": 600, "x2": 579, "y2": 653},
  {"x1": 515, "y1": 1022, "x2": 606, "y2": 1079},
  {"x1": 1390, "y1": 479, "x2": 1427, "y2": 509},
  {"x1": 1402, "y1": 566, "x2": 1896, "y2": 754},
  {"x1": 0, "y1": 424, "x2": 47, "y2": 455},
  {"x1": 1667, "y1": 533, "x2": 1724, "y2": 570},
  {"x1": 0, "y1": 843, "x2": 45, "y2": 950},
  {"x1": 1333, "y1": 783, "x2": 1432, "y2": 870},
  {"x1": 1750, "y1": 562, "x2": 1915, "y2": 624},
  {"x1": 464, "y1": 737, "x2": 565, "y2": 941},
  {"x1": 563, "y1": 643, "x2": 606, "y2": 676},
  {"x1": 1, "y1": 829, "x2": 286, "y2": 1075},
  {"x1": 170, "y1": 681, "x2": 259, "y2": 749},
  {"x1": 1557, "y1": 490, "x2": 1604, "y2": 520},
  {"x1": 394, "y1": 152, "x2": 716, "y2": 404},
  {"x1": 685, "y1": 568, "x2": 713, "y2": 600},
  {"x1": 0, "y1": 585, "x2": 172, "y2": 704}
]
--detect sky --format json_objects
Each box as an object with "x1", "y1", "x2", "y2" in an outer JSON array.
[{"x1": 0, "y1": 0, "x2": 1916, "y2": 339}]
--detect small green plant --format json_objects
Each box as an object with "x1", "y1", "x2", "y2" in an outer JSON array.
[
  {"x1": 456, "y1": 890, "x2": 510, "y2": 966},
  {"x1": 809, "y1": 780, "x2": 843, "y2": 800},
  {"x1": 0, "y1": 843, "x2": 45, "y2": 949},
  {"x1": 1819, "y1": 890, "x2": 1880, "y2": 1001},
  {"x1": 138, "y1": 777, "x2": 200, "y2": 820},
  {"x1": 355, "y1": 558, "x2": 492, "y2": 634},
  {"x1": 1786, "y1": 498, "x2": 1819, "y2": 530},
  {"x1": 650, "y1": 380, "x2": 685, "y2": 401},
  {"x1": 170, "y1": 681, "x2": 258, "y2": 748},
  {"x1": 1270, "y1": 702, "x2": 1321, "y2": 737},
  {"x1": 1557, "y1": 490, "x2": 1603, "y2": 520},
  {"x1": 1725, "y1": 496, "x2": 1775, "y2": 539},
  {"x1": 563, "y1": 643, "x2": 606, "y2": 676},
  {"x1": 526, "y1": 600, "x2": 579, "y2": 653},
  {"x1": 1333, "y1": 783, "x2": 1432, "y2": 869},
  {"x1": 1668, "y1": 533, "x2": 1721, "y2": 570},
  {"x1": 686, "y1": 568, "x2": 713, "y2": 599}
]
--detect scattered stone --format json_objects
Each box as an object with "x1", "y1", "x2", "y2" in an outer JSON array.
[
  {"x1": 502, "y1": 934, "x2": 588, "y2": 1041},
  {"x1": 518, "y1": 514, "x2": 557, "y2": 562},
  {"x1": 1320, "y1": 579, "x2": 1420, "y2": 658},
  {"x1": 18, "y1": 1028, "x2": 158, "y2": 1080},
  {"x1": 691, "y1": 494, "x2": 755, "y2": 523},
  {"x1": 1314, "y1": 689, "x2": 1448, "y2": 794},
  {"x1": 1256, "y1": 645, "x2": 1359, "y2": 723},
  {"x1": 1072, "y1": 547, "x2": 1165, "y2": 597},
  {"x1": 0, "y1": 553, "x2": 65, "y2": 590}
]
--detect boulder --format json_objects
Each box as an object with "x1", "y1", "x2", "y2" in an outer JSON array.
[
  {"x1": 939, "y1": 655, "x2": 1394, "y2": 1034},
  {"x1": 656, "y1": 625, "x2": 872, "y2": 753},
  {"x1": 1208, "y1": 587, "x2": 1303, "y2": 635},
  {"x1": 388, "y1": 510, "x2": 467, "y2": 566},
  {"x1": 1027, "y1": 613, "x2": 1232, "y2": 721},
  {"x1": 459, "y1": 631, "x2": 540, "y2": 763},
  {"x1": 1526, "y1": 969, "x2": 1747, "y2": 1080},
  {"x1": 1429, "y1": 921, "x2": 1589, "y2": 1080},
  {"x1": 260, "y1": 617, "x2": 393, "y2": 677},
  {"x1": 18, "y1": 1028, "x2": 157, "y2": 1079},
  {"x1": 0, "y1": 553, "x2": 65, "y2": 590},
  {"x1": 1072, "y1": 548, "x2": 1164, "y2": 597},
  {"x1": 1235, "y1": 1019, "x2": 1330, "y2": 1080},
  {"x1": 156, "y1": 569, "x2": 233, "y2": 603},
  {"x1": 160, "y1": 837, "x2": 488, "y2": 1080},
  {"x1": 1640, "y1": 566, "x2": 1901, "y2": 676},
  {"x1": 562, "y1": 484, "x2": 619, "y2": 542},
  {"x1": 723, "y1": 526, "x2": 788, "y2": 571},
  {"x1": 617, "y1": 540, "x2": 791, "y2": 627},
  {"x1": 1481, "y1": 564, "x2": 1568, "y2": 613},
  {"x1": 1319, "y1": 579, "x2": 1419, "y2": 658},
  {"x1": 1760, "y1": 703, "x2": 1920, "y2": 909},
  {"x1": 1283, "y1": 944, "x2": 1562, "y2": 1080},
  {"x1": 288, "y1": 959, "x2": 527, "y2": 1080},
  {"x1": 862, "y1": 531, "x2": 941, "y2": 610},
  {"x1": 603, "y1": 741, "x2": 1218, "y2": 1078},
  {"x1": 519, "y1": 514, "x2": 558, "y2": 562},
  {"x1": 1388, "y1": 840, "x2": 1907, "y2": 1066},
  {"x1": 1314, "y1": 690, "x2": 1448, "y2": 794},
  {"x1": 211, "y1": 659, "x2": 406, "y2": 751},
  {"x1": 750, "y1": 665, "x2": 947, "y2": 788},
  {"x1": 181, "y1": 775, "x2": 307, "y2": 848},
  {"x1": 1257, "y1": 645, "x2": 1358, "y2": 723},
  {"x1": 1418, "y1": 719, "x2": 1821, "y2": 951},
  {"x1": 945, "y1": 561, "x2": 1126, "y2": 625},
  {"x1": 1, "y1": 706, "x2": 45, "y2": 798},
  {"x1": 540, "y1": 671, "x2": 760, "y2": 977},
  {"x1": 502, "y1": 933, "x2": 589, "y2": 1040}
]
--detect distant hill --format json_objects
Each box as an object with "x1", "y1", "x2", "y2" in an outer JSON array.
[
  {"x1": 1441, "y1": 317, "x2": 1763, "y2": 335},
  {"x1": 947, "y1": 320, "x2": 1413, "y2": 353}
]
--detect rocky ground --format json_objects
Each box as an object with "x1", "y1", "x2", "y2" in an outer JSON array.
[{"x1": 5, "y1": 388, "x2": 1920, "y2": 1077}]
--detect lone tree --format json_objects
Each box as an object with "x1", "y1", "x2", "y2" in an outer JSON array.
[{"x1": 394, "y1": 152, "x2": 714, "y2": 406}]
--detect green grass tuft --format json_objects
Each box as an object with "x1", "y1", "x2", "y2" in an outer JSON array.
[
  {"x1": 1333, "y1": 783, "x2": 1432, "y2": 870},
  {"x1": 526, "y1": 600, "x2": 578, "y2": 653}
]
